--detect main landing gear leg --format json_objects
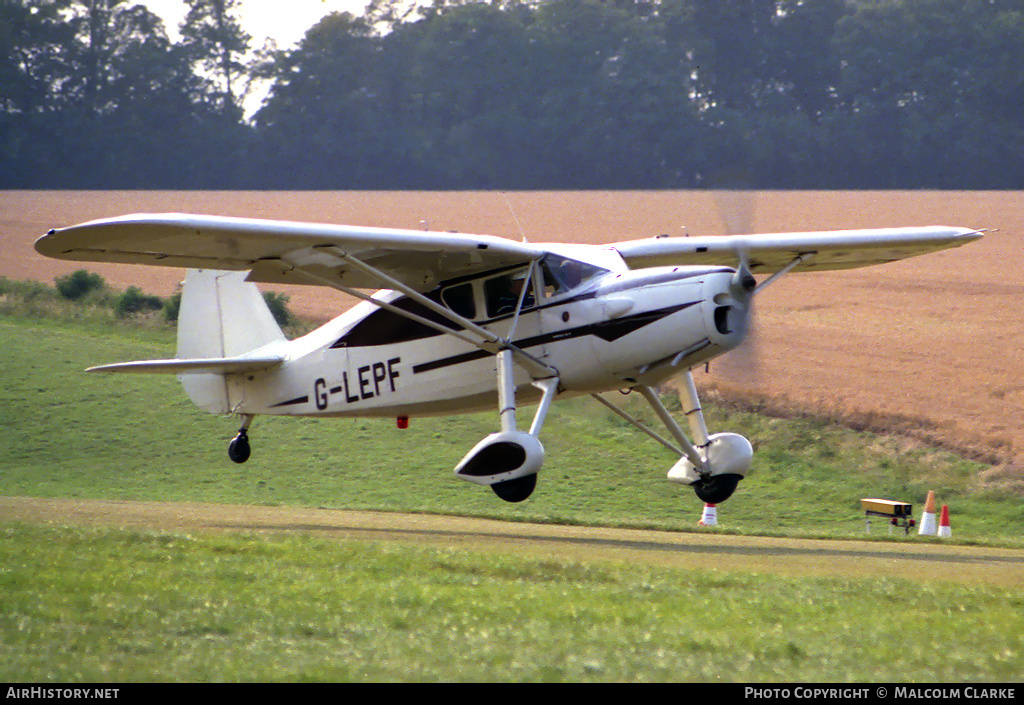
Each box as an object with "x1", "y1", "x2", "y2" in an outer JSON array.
[
  {"x1": 228, "y1": 414, "x2": 254, "y2": 464},
  {"x1": 454, "y1": 349, "x2": 559, "y2": 503},
  {"x1": 596, "y1": 373, "x2": 752, "y2": 505},
  {"x1": 671, "y1": 371, "x2": 748, "y2": 504},
  {"x1": 663, "y1": 371, "x2": 751, "y2": 503}
]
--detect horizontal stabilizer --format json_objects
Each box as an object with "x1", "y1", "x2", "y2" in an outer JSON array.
[{"x1": 86, "y1": 354, "x2": 284, "y2": 375}]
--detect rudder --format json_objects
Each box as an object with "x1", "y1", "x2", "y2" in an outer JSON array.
[{"x1": 177, "y1": 269, "x2": 286, "y2": 413}]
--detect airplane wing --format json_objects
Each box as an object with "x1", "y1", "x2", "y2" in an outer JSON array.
[
  {"x1": 611, "y1": 226, "x2": 982, "y2": 273},
  {"x1": 37, "y1": 215, "x2": 982, "y2": 288},
  {"x1": 35, "y1": 213, "x2": 544, "y2": 291}
]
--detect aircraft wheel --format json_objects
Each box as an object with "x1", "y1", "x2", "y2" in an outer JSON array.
[
  {"x1": 228, "y1": 431, "x2": 250, "y2": 464},
  {"x1": 491, "y1": 473, "x2": 537, "y2": 503},
  {"x1": 692, "y1": 473, "x2": 741, "y2": 504}
]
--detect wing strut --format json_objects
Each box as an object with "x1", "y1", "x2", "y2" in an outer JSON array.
[
  {"x1": 754, "y1": 252, "x2": 816, "y2": 295},
  {"x1": 274, "y1": 248, "x2": 557, "y2": 380},
  {"x1": 275, "y1": 246, "x2": 563, "y2": 503}
]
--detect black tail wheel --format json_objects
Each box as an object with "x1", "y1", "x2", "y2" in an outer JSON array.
[{"x1": 228, "y1": 431, "x2": 250, "y2": 464}]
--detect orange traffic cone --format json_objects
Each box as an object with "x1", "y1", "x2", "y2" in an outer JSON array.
[
  {"x1": 699, "y1": 503, "x2": 717, "y2": 526},
  {"x1": 937, "y1": 504, "x2": 952, "y2": 538},
  {"x1": 918, "y1": 490, "x2": 937, "y2": 536}
]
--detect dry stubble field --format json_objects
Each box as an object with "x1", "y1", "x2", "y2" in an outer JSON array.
[{"x1": 2, "y1": 190, "x2": 1021, "y2": 484}]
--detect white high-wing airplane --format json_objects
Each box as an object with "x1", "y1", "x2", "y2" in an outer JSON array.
[{"x1": 35, "y1": 214, "x2": 981, "y2": 504}]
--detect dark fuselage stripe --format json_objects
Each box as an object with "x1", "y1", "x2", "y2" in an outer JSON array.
[
  {"x1": 411, "y1": 301, "x2": 698, "y2": 374},
  {"x1": 271, "y1": 395, "x2": 310, "y2": 408}
]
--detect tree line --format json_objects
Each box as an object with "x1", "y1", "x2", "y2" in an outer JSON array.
[{"x1": 3, "y1": 0, "x2": 1023, "y2": 190}]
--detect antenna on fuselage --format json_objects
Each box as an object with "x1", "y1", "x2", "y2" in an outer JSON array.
[{"x1": 502, "y1": 192, "x2": 528, "y2": 243}]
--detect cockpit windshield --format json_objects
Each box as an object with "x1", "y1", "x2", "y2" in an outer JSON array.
[
  {"x1": 539, "y1": 254, "x2": 608, "y2": 298},
  {"x1": 440, "y1": 254, "x2": 610, "y2": 322}
]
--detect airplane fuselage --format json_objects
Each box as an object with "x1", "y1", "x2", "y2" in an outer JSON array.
[{"x1": 228, "y1": 260, "x2": 750, "y2": 421}]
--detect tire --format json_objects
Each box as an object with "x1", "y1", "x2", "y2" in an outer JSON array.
[
  {"x1": 228, "y1": 433, "x2": 250, "y2": 464},
  {"x1": 693, "y1": 473, "x2": 741, "y2": 504},
  {"x1": 491, "y1": 473, "x2": 537, "y2": 503}
]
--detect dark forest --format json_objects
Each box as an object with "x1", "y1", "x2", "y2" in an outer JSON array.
[{"x1": 3, "y1": 0, "x2": 1022, "y2": 189}]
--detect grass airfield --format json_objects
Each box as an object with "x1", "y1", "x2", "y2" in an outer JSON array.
[
  {"x1": 1, "y1": 286, "x2": 1023, "y2": 682},
  {"x1": 4, "y1": 519, "x2": 1022, "y2": 682}
]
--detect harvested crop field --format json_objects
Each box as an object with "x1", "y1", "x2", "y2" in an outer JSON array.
[{"x1": 2, "y1": 190, "x2": 1021, "y2": 478}]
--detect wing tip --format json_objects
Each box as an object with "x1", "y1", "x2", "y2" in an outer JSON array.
[{"x1": 955, "y1": 227, "x2": 985, "y2": 242}]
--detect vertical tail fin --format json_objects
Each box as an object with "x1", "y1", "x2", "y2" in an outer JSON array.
[{"x1": 177, "y1": 269, "x2": 286, "y2": 413}]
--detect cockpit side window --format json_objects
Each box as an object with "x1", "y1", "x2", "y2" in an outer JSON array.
[
  {"x1": 484, "y1": 270, "x2": 536, "y2": 319},
  {"x1": 440, "y1": 282, "x2": 476, "y2": 319},
  {"x1": 539, "y1": 254, "x2": 607, "y2": 298},
  {"x1": 331, "y1": 293, "x2": 459, "y2": 348}
]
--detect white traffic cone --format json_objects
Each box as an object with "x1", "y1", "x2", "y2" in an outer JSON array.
[
  {"x1": 918, "y1": 490, "x2": 937, "y2": 536},
  {"x1": 937, "y1": 504, "x2": 952, "y2": 538},
  {"x1": 698, "y1": 503, "x2": 717, "y2": 526}
]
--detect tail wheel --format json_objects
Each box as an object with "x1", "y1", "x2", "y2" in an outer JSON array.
[{"x1": 228, "y1": 431, "x2": 251, "y2": 464}]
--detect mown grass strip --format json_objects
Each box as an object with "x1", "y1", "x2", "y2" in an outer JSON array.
[{"x1": 1, "y1": 523, "x2": 1021, "y2": 682}]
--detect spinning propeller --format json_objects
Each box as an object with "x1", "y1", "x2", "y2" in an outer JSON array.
[
  {"x1": 673, "y1": 188, "x2": 762, "y2": 416},
  {"x1": 666, "y1": 188, "x2": 761, "y2": 504},
  {"x1": 712, "y1": 188, "x2": 763, "y2": 392}
]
